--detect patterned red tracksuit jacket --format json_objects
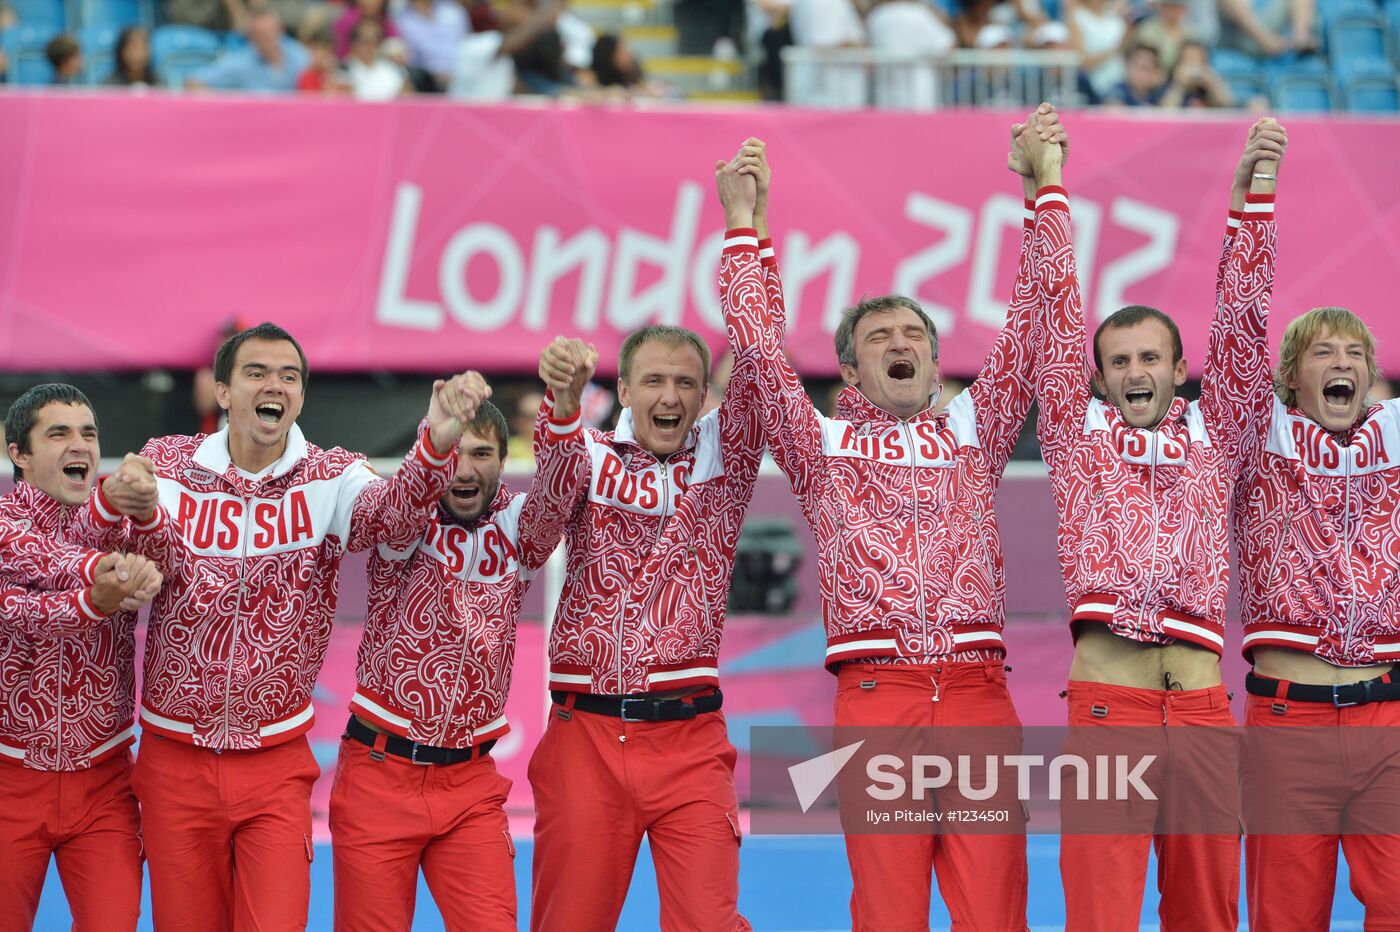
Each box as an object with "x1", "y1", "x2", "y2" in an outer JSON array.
[
  {"x1": 0, "y1": 487, "x2": 131, "y2": 769},
  {"x1": 350, "y1": 405, "x2": 583, "y2": 747},
  {"x1": 80, "y1": 423, "x2": 457, "y2": 749},
  {"x1": 1034, "y1": 186, "x2": 1277, "y2": 654},
  {"x1": 542, "y1": 231, "x2": 775, "y2": 695},
  {"x1": 729, "y1": 206, "x2": 1039, "y2": 671}
]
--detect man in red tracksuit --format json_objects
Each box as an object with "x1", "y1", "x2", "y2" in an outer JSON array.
[
  {"x1": 1024, "y1": 118, "x2": 1284, "y2": 928},
  {"x1": 1234, "y1": 302, "x2": 1400, "y2": 918},
  {"x1": 729, "y1": 127, "x2": 1043, "y2": 929},
  {"x1": 0, "y1": 382, "x2": 163, "y2": 931},
  {"x1": 526, "y1": 167, "x2": 775, "y2": 932},
  {"x1": 79, "y1": 322, "x2": 485, "y2": 931},
  {"x1": 331, "y1": 384, "x2": 581, "y2": 932}
]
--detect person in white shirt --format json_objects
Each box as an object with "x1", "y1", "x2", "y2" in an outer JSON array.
[{"x1": 346, "y1": 17, "x2": 409, "y2": 100}]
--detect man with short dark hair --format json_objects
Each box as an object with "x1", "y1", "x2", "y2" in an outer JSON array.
[
  {"x1": 525, "y1": 194, "x2": 773, "y2": 928},
  {"x1": 1024, "y1": 116, "x2": 1284, "y2": 927},
  {"x1": 725, "y1": 123, "x2": 1046, "y2": 928},
  {"x1": 0, "y1": 382, "x2": 163, "y2": 931},
  {"x1": 80, "y1": 321, "x2": 486, "y2": 929},
  {"x1": 331, "y1": 378, "x2": 581, "y2": 931}
]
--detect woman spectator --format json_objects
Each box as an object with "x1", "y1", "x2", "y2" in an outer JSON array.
[
  {"x1": 1064, "y1": 0, "x2": 1128, "y2": 101},
  {"x1": 590, "y1": 33, "x2": 665, "y2": 96},
  {"x1": 104, "y1": 26, "x2": 160, "y2": 86}
]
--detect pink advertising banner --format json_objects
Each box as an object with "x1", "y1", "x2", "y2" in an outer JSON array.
[{"x1": 2, "y1": 93, "x2": 1397, "y2": 378}]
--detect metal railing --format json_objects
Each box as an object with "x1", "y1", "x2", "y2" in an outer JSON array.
[{"x1": 781, "y1": 46, "x2": 1082, "y2": 110}]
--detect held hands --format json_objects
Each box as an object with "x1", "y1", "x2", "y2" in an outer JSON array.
[
  {"x1": 100, "y1": 454, "x2": 158, "y2": 522},
  {"x1": 539, "y1": 336, "x2": 599, "y2": 421},
  {"x1": 90, "y1": 552, "x2": 164, "y2": 614},
  {"x1": 1008, "y1": 102, "x2": 1069, "y2": 179},
  {"x1": 713, "y1": 151, "x2": 758, "y2": 230},
  {"x1": 1233, "y1": 117, "x2": 1286, "y2": 197},
  {"x1": 427, "y1": 371, "x2": 492, "y2": 451},
  {"x1": 734, "y1": 137, "x2": 771, "y2": 234}
]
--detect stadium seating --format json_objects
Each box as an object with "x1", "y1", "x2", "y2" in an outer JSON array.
[
  {"x1": 10, "y1": 0, "x2": 64, "y2": 32},
  {"x1": 2, "y1": 23, "x2": 59, "y2": 85},
  {"x1": 78, "y1": 23, "x2": 121, "y2": 82},
  {"x1": 1272, "y1": 72, "x2": 1340, "y2": 109},
  {"x1": 150, "y1": 23, "x2": 221, "y2": 86},
  {"x1": 79, "y1": 0, "x2": 148, "y2": 30},
  {"x1": 1346, "y1": 72, "x2": 1400, "y2": 107}
]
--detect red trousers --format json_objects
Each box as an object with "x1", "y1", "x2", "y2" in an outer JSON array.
[
  {"x1": 328, "y1": 735, "x2": 516, "y2": 932},
  {"x1": 0, "y1": 752, "x2": 142, "y2": 932},
  {"x1": 132, "y1": 734, "x2": 319, "y2": 932},
  {"x1": 528, "y1": 699, "x2": 748, "y2": 932},
  {"x1": 1059, "y1": 682, "x2": 1241, "y2": 932},
  {"x1": 836, "y1": 661, "x2": 1029, "y2": 932},
  {"x1": 1243, "y1": 691, "x2": 1400, "y2": 931}
]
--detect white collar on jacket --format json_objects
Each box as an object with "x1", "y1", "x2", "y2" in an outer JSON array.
[
  {"x1": 611, "y1": 407, "x2": 701, "y2": 455},
  {"x1": 193, "y1": 423, "x2": 309, "y2": 481}
]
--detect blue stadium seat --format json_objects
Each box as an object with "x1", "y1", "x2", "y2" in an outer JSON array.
[
  {"x1": 1211, "y1": 47, "x2": 1264, "y2": 75},
  {"x1": 1329, "y1": 14, "x2": 1390, "y2": 59},
  {"x1": 1224, "y1": 72, "x2": 1270, "y2": 104},
  {"x1": 1346, "y1": 73, "x2": 1400, "y2": 107},
  {"x1": 10, "y1": 0, "x2": 65, "y2": 31},
  {"x1": 80, "y1": 0, "x2": 149, "y2": 30},
  {"x1": 77, "y1": 23, "x2": 120, "y2": 81},
  {"x1": 1334, "y1": 51, "x2": 1396, "y2": 81},
  {"x1": 150, "y1": 22, "x2": 220, "y2": 61},
  {"x1": 1272, "y1": 72, "x2": 1339, "y2": 109},
  {"x1": 1318, "y1": 0, "x2": 1381, "y2": 25}
]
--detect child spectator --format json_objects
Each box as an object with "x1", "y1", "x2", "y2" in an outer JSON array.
[
  {"x1": 45, "y1": 34, "x2": 83, "y2": 85},
  {"x1": 296, "y1": 28, "x2": 348, "y2": 92},
  {"x1": 1103, "y1": 40, "x2": 1166, "y2": 104}
]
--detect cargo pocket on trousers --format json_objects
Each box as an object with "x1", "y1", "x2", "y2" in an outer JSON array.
[
  {"x1": 304, "y1": 834, "x2": 314, "y2": 864},
  {"x1": 503, "y1": 830, "x2": 516, "y2": 859}
]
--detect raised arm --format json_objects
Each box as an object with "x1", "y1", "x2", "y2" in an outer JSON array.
[
  {"x1": 1020, "y1": 111, "x2": 1090, "y2": 481},
  {"x1": 715, "y1": 147, "x2": 828, "y2": 513},
  {"x1": 344, "y1": 374, "x2": 481, "y2": 552},
  {"x1": 520, "y1": 339, "x2": 597, "y2": 571},
  {"x1": 1199, "y1": 119, "x2": 1284, "y2": 474},
  {"x1": 964, "y1": 111, "x2": 1056, "y2": 473}
]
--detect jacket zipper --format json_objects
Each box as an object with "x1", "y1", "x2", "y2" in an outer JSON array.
[
  {"x1": 1341, "y1": 451, "x2": 1356, "y2": 656},
  {"x1": 437, "y1": 529, "x2": 480, "y2": 746},
  {"x1": 901, "y1": 422, "x2": 928, "y2": 656},
  {"x1": 229, "y1": 490, "x2": 253, "y2": 742},
  {"x1": 1141, "y1": 440, "x2": 1161, "y2": 629}
]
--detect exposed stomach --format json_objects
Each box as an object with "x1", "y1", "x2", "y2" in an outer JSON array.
[
  {"x1": 1069, "y1": 623, "x2": 1222, "y2": 690},
  {"x1": 1251, "y1": 645, "x2": 1394, "y2": 685}
]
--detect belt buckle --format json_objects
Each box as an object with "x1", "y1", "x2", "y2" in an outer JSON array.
[
  {"x1": 1333, "y1": 684, "x2": 1360, "y2": 708},
  {"x1": 620, "y1": 698, "x2": 651, "y2": 722},
  {"x1": 410, "y1": 742, "x2": 433, "y2": 765}
]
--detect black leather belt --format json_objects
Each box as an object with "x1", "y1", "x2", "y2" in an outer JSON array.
[
  {"x1": 345, "y1": 715, "x2": 495, "y2": 765},
  {"x1": 1246, "y1": 672, "x2": 1400, "y2": 708},
  {"x1": 550, "y1": 690, "x2": 723, "y2": 722}
]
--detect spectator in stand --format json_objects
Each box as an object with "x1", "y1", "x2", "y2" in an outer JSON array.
[
  {"x1": 104, "y1": 27, "x2": 159, "y2": 87},
  {"x1": 750, "y1": 0, "x2": 793, "y2": 100},
  {"x1": 866, "y1": 0, "x2": 956, "y2": 108},
  {"x1": 334, "y1": 0, "x2": 398, "y2": 59},
  {"x1": 1065, "y1": 0, "x2": 1128, "y2": 102},
  {"x1": 188, "y1": 9, "x2": 310, "y2": 91},
  {"x1": 788, "y1": 0, "x2": 866, "y2": 104},
  {"x1": 1129, "y1": 0, "x2": 1197, "y2": 72},
  {"x1": 590, "y1": 33, "x2": 661, "y2": 97},
  {"x1": 345, "y1": 16, "x2": 410, "y2": 99},
  {"x1": 1219, "y1": 0, "x2": 1317, "y2": 59},
  {"x1": 395, "y1": 0, "x2": 467, "y2": 92},
  {"x1": 1102, "y1": 40, "x2": 1167, "y2": 104},
  {"x1": 448, "y1": 0, "x2": 564, "y2": 99},
  {"x1": 953, "y1": 0, "x2": 995, "y2": 47},
  {"x1": 296, "y1": 28, "x2": 348, "y2": 92},
  {"x1": 1159, "y1": 38, "x2": 1233, "y2": 106},
  {"x1": 508, "y1": 0, "x2": 594, "y2": 95},
  {"x1": 45, "y1": 35, "x2": 83, "y2": 85}
]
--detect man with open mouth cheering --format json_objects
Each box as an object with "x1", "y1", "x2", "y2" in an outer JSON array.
[
  {"x1": 78, "y1": 321, "x2": 485, "y2": 931},
  {"x1": 724, "y1": 122, "x2": 1047, "y2": 929},
  {"x1": 1027, "y1": 115, "x2": 1283, "y2": 928}
]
